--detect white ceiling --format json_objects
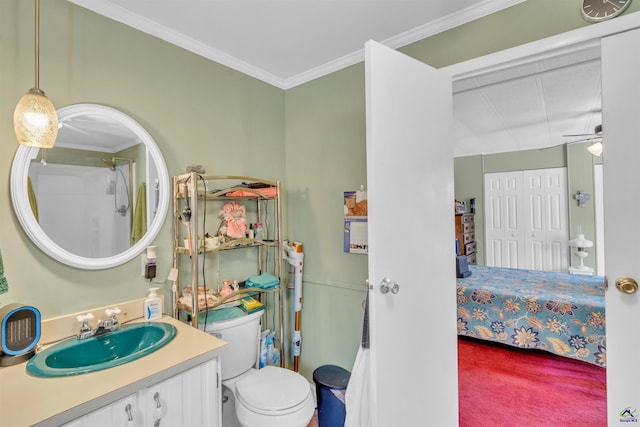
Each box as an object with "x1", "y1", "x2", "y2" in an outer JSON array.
[
  {"x1": 64, "y1": 0, "x2": 602, "y2": 157},
  {"x1": 452, "y1": 44, "x2": 602, "y2": 157}
]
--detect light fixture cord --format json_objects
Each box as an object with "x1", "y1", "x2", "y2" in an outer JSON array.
[{"x1": 34, "y1": 0, "x2": 40, "y2": 90}]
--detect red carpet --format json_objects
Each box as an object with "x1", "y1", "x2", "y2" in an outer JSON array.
[{"x1": 458, "y1": 337, "x2": 607, "y2": 427}]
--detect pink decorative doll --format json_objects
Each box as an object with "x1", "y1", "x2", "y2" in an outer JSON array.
[{"x1": 218, "y1": 201, "x2": 247, "y2": 239}]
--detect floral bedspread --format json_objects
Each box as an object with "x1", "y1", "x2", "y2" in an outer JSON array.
[{"x1": 457, "y1": 266, "x2": 606, "y2": 367}]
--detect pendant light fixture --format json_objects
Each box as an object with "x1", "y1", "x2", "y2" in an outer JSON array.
[
  {"x1": 13, "y1": 0, "x2": 58, "y2": 148},
  {"x1": 587, "y1": 140, "x2": 603, "y2": 156},
  {"x1": 586, "y1": 124, "x2": 603, "y2": 156}
]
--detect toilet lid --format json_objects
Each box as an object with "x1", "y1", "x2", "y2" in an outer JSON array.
[{"x1": 236, "y1": 366, "x2": 311, "y2": 414}]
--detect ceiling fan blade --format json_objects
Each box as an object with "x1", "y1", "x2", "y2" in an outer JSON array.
[
  {"x1": 562, "y1": 124, "x2": 603, "y2": 139},
  {"x1": 565, "y1": 136, "x2": 602, "y2": 144},
  {"x1": 562, "y1": 132, "x2": 597, "y2": 138}
]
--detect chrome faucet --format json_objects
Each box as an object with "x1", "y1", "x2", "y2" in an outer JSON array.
[
  {"x1": 76, "y1": 313, "x2": 95, "y2": 340},
  {"x1": 76, "y1": 307, "x2": 122, "y2": 340},
  {"x1": 101, "y1": 307, "x2": 122, "y2": 332}
]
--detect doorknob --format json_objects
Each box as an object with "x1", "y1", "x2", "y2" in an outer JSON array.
[
  {"x1": 380, "y1": 277, "x2": 399, "y2": 294},
  {"x1": 616, "y1": 277, "x2": 638, "y2": 294}
]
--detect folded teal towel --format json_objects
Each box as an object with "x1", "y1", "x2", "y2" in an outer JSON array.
[{"x1": 246, "y1": 272, "x2": 280, "y2": 290}]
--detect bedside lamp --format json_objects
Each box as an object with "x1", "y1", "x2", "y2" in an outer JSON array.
[{"x1": 568, "y1": 233, "x2": 594, "y2": 275}]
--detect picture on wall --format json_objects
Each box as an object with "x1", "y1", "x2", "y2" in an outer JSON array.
[{"x1": 344, "y1": 189, "x2": 368, "y2": 254}]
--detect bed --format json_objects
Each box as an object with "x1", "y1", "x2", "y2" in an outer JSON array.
[{"x1": 456, "y1": 265, "x2": 606, "y2": 367}]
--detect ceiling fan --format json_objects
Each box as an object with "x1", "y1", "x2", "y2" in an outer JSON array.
[{"x1": 562, "y1": 124, "x2": 603, "y2": 156}]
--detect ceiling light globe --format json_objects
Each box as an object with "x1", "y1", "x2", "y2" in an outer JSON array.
[
  {"x1": 587, "y1": 141, "x2": 603, "y2": 156},
  {"x1": 14, "y1": 88, "x2": 58, "y2": 148}
]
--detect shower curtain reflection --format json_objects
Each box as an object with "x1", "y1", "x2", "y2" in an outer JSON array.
[{"x1": 28, "y1": 162, "x2": 132, "y2": 258}]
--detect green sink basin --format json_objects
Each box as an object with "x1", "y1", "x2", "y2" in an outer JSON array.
[{"x1": 26, "y1": 322, "x2": 177, "y2": 377}]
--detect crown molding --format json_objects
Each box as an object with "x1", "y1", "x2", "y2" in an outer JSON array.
[{"x1": 68, "y1": 0, "x2": 524, "y2": 90}]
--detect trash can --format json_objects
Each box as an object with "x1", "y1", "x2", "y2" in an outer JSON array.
[{"x1": 313, "y1": 365, "x2": 351, "y2": 427}]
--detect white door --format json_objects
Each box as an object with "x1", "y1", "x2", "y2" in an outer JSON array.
[
  {"x1": 484, "y1": 168, "x2": 568, "y2": 272},
  {"x1": 523, "y1": 168, "x2": 568, "y2": 271},
  {"x1": 365, "y1": 41, "x2": 458, "y2": 426},
  {"x1": 601, "y1": 28, "x2": 640, "y2": 425},
  {"x1": 484, "y1": 171, "x2": 525, "y2": 268}
]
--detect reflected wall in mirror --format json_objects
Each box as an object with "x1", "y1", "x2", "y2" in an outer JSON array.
[{"x1": 10, "y1": 104, "x2": 169, "y2": 270}]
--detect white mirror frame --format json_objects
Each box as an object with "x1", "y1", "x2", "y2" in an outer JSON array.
[{"x1": 10, "y1": 104, "x2": 170, "y2": 270}]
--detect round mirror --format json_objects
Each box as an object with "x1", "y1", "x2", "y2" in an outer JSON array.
[{"x1": 10, "y1": 104, "x2": 169, "y2": 270}]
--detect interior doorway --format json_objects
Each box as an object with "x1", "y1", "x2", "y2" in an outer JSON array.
[{"x1": 449, "y1": 30, "x2": 609, "y2": 424}]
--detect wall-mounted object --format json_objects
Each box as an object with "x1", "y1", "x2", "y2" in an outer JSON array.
[
  {"x1": 10, "y1": 104, "x2": 170, "y2": 270},
  {"x1": 344, "y1": 188, "x2": 368, "y2": 254},
  {"x1": 574, "y1": 191, "x2": 591, "y2": 207}
]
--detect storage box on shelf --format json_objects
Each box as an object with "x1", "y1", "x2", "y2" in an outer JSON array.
[{"x1": 172, "y1": 174, "x2": 284, "y2": 365}]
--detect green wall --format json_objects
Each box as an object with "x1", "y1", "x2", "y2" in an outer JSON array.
[
  {"x1": 2, "y1": 0, "x2": 636, "y2": 382},
  {"x1": 285, "y1": 0, "x2": 636, "y2": 379},
  {"x1": 1, "y1": 0, "x2": 285, "y2": 316},
  {"x1": 453, "y1": 144, "x2": 598, "y2": 271}
]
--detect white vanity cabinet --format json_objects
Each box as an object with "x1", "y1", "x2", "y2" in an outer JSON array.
[
  {"x1": 62, "y1": 394, "x2": 137, "y2": 427},
  {"x1": 61, "y1": 357, "x2": 220, "y2": 427}
]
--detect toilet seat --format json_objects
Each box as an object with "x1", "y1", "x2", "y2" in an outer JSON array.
[{"x1": 236, "y1": 366, "x2": 313, "y2": 416}]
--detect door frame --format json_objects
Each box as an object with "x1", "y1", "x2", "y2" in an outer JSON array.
[
  {"x1": 441, "y1": 11, "x2": 640, "y2": 425},
  {"x1": 442, "y1": 13, "x2": 640, "y2": 81}
]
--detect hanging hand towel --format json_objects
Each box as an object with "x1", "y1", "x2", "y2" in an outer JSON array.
[
  {"x1": 131, "y1": 183, "x2": 147, "y2": 245},
  {"x1": 0, "y1": 250, "x2": 9, "y2": 295},
  {"x1": 28, "y1": 177, "x2": 39, "y2": 222}
]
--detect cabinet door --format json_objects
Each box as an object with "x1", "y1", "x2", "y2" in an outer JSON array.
[
  {"x1": 61, "y1": 394, "x2": 137, "y2": 427},
  {"x1": 140, "y1": 374, "x2": 183, "y2": 426},
  {"x1": 140, "y1": 357, "x2": 219, "y2": 427},
  {"x1": 181, "y1": 357, "x2": 220, "y2": 426}
]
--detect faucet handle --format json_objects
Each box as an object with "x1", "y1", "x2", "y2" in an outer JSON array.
[
  {"x1": 76, "y1": 313, "x2": 95, "y2": 339},
  {"x1": 105, "y1": 307, "x2": 121, "y2": 318},
  {"x1": 76, "y1": 313, "x2": 94, "y2": 323},
  {"x1": 104, "y1": 307, "x2": 122, "y2": 331}
]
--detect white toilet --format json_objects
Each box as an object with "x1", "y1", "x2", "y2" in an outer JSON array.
[{"x1": 204, "y1": 310, "x2": 315, "y2": 427}]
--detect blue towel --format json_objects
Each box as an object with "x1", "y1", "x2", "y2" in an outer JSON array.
[{"x1": 246, "y1": 272, "x2": 280, "y2": 290}]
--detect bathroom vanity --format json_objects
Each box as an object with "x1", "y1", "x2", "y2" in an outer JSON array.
[{"x1": 0, "y1": 314, "x2": 227, "y2": 426}]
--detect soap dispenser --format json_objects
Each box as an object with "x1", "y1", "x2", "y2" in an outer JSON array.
[{"x1": 144, "y1": 287, "x2": 163, "y2": 321}]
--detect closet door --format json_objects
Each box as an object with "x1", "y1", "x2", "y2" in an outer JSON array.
[
  {"x1": 484, "y1": 171, "x2": 525, "y2": 268},
  {"x1": 484, "y1": 168, "x2": 568, "y2": 272},
  {"x1": 523, "y1": 168, "x2": 568, "y2": 271}
]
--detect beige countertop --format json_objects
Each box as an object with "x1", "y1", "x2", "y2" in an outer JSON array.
[{"x1": 0, "y1": 315, "x2": 227, "y2": 427}]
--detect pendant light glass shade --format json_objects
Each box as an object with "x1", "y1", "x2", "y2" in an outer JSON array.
[
  {"x1": 14, "y1": 0, "x2": 58, "y2": 148},
  {"x1": 14, "y1": 88, "x2": 58, "y2": 148},
  {"x1": 587, "y1": 140, "x2": 603, "y2": 156}
]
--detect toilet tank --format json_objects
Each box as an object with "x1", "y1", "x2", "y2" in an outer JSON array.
[{"x1": 204, "y1": 310, "x2": 264, "y2": 380}]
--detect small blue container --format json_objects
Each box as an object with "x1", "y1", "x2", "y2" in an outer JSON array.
[{"x1": 313, "y1": 365, "x2": 351, "y2": 427}]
